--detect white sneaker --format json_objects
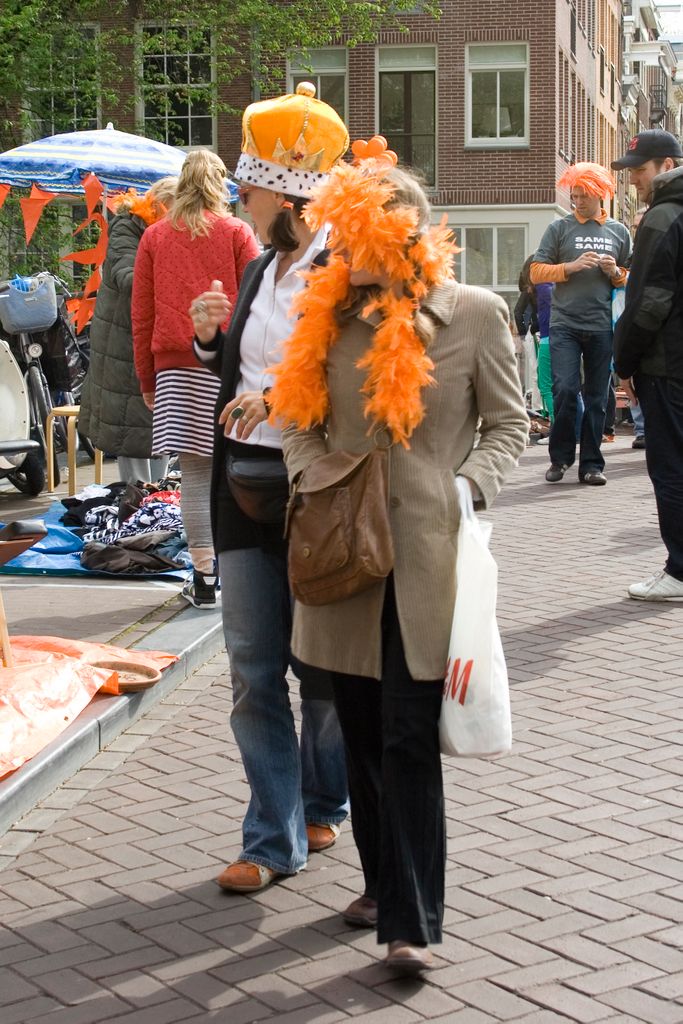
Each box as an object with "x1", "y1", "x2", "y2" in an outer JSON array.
[{"x1": 628, "y1": 570, "x2": 683, "y2": 602}]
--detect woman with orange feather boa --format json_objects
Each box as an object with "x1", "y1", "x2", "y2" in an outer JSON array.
[{"x1": 268, "y1": 140, "x2": 529, "y2": 975}]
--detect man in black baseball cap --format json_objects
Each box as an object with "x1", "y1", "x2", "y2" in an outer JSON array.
[
  {"x1": 612, "y1": 127, "x2": 683, "y2": 602},
  {"x1": 611, "y1": 129, "x2": 683, "y2": 204}
]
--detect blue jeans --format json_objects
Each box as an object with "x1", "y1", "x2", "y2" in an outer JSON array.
[
  {"x1": 634, "y1": 373, "x2": 683, "y2": 580},
  {"x1": 218, "y1": 547, "x2": 349, "y2": 875},
  {"x1": 549, "y1": 327, "x2": 613, "y2": 475},
  {"x1": 631, "y1": 401, "x2": 645, "y2": 437}
]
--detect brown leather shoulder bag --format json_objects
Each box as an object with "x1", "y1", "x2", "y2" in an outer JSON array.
[{"x1": 285, "y1": 449, "x2": 394, "y2": 606}]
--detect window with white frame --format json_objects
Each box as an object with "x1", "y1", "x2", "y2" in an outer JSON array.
[
  {"x1": 289, "y1": 49, "x2": 347, "y2": 123},
  {"x1": 141, "y1": 24, "x2": 213, "y2": 148},
  {"x1": 454, "y1": 225, "x2": 526, "y2": 318},
  {"x1": 466, "y1": 43, "x2": 529, "y2": 147},
  {"x1": 29, "y1": 27, "x2": 100, "y2": 139},
  {"x1": 378, "y1": 46, "x2": 436, "y2": 186}
]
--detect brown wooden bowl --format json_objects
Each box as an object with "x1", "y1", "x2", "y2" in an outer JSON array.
[{"x1": 91, "y1": 659, "x2": 162, "y2": 693}]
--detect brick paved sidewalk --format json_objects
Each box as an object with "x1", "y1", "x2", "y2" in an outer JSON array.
[{"x1": 0, "y1": 435, "x2": 681, "y2": 1023}]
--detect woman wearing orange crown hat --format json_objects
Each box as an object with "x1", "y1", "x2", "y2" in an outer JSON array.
[
  {"x1": 189, "y1": 84, "x2": 350, "y2": 894},
  {"x1": 267, "y1": 139, "x2": 528, "y2": 974}
]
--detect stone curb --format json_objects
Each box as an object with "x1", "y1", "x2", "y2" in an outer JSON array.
[{"x1": 0, "y1": 604, "x2": 224, "y2": 838}]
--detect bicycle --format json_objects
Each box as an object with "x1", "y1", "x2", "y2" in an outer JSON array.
[{"x1": 0, "y1": 273, "x2": 93, "y2": 495}]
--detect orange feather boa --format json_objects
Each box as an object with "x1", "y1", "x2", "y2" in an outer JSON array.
[{"x1": 268, "y1": 163, "x2": 457, "y2": 447}]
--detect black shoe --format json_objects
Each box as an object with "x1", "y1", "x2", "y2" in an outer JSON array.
[
  {"x1": 579, "y1": 471, "x2": 607, "y2": 486},
  {"x1": 545, "y1": 464, "x2": 567, "y2": 483},
  {"x1": 632, "y1": 436, "x2": 646, "y2": 450},
  {"x1": 182, "y1": 570, "x2": 218, "y2": 609},
  {"x1": 342, "y1": 895, "x2": 378, "y2": 929}
]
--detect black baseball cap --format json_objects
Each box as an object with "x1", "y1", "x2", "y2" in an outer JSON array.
[{"x1": 611, "y1": 129, "x2": 683, "y2": 169}]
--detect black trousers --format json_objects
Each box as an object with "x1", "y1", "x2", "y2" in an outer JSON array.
[
  {"x1": 635, "y1": 372, "x2": 683, "y2": 580},
  {"x1": 330, "y1": 577, "x2": 445, "y2": 945}
]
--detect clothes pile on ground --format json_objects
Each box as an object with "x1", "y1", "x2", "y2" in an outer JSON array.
[{"x1": 59, "y1": 480, "x2": 191, "y2": 575}]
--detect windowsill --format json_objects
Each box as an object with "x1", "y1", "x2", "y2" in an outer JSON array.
[{"x1": 465, "y1": 141, "x2": 530, "y2": 150}]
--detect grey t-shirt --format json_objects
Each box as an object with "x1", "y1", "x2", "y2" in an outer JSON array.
[{"x1": 534, "y1": 214, "x2": 631, "y2": 331}]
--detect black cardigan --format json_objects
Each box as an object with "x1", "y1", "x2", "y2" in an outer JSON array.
[
  {"x1": 199, "y1": 249, "x2": 286, "y2": 554},
  {"x1": 204, "y1": 247, "x2": 331, "y2": 552}
]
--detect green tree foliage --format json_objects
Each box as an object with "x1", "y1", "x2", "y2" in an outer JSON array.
[
  {"x1": 0, "y1": 0, "x2": 440, "y2": 272},
  {"x1": 0, "y1": 1, "x2": 121, "y2": 151},
  {"x1": 139, "y1": 0, "x2": 441, "y2": 98},
  {"x1": 1, "y1": 0, "x2": 440, "y2": 148}
]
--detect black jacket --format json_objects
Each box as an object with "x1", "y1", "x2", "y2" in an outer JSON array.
[
  {"x1": 614, "y1": 166, "x2": 683, "y2": 381},
  {"x1": 199, "y1": 249, "x2": 279, "y2": 553},
  {"x1": 79, "y1": 213, "x2": 155, "y2": 456},
  {"x1": 513, "y1": 289, "x2": 539, "y2": 336}
]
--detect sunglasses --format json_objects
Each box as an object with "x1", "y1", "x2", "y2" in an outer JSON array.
[{"x1": 237, "y1": 186, "x2": 253, "y2": 207}]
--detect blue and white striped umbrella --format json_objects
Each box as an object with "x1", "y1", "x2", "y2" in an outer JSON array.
[{"x1": 0, "y1": 123, "x2": 187, "y2": 193}]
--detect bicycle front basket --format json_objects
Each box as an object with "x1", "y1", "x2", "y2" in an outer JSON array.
[{"x1": 0, "y1": 274, "x2": 58, "y2": 334}]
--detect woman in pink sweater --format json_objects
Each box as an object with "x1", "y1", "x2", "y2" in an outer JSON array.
[{"x1": 132, "y1": 150, "x2": 259, "y2": 608}]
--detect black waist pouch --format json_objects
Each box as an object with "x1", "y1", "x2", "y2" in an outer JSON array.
[{"x1": 226, "y1": 453, "x2": 289, "y2": 524}]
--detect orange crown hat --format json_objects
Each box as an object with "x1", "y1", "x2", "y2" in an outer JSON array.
[
  {"x1": 234, "y1": 82, "x2": 349, "y2": 197},
  {"x1": 557, "y1": 162, "x2": 616, "y2": 200}
]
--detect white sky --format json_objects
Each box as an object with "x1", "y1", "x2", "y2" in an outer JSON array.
[{"x1": 658, "y1": 4, "x2": 683, "y2": 37}]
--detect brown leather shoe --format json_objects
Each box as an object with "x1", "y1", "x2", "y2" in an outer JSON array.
[
  {"x1": 342, "y1": 894, "x2": 378, "y2": 928},
  {"x1": 385, "y1": 940, "x2": 434, "y2": 976},
  {"x1": 306, "y1": 822, "x2": 340, "y2": 852},
  {"x1": 216, "y1": 861, "x2": 280, "y2": 892}
]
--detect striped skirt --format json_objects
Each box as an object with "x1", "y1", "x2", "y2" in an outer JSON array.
[{"x1": 152, "y1": 367, "x2": 220, "y2": 457}]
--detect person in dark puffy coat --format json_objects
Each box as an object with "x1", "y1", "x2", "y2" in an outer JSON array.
[{"x1": 79, "y1": 177, "x2": 177, "y2": 484}]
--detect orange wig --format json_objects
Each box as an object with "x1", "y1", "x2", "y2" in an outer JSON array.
[{"x1": 557, "y1": 162, "x2": 615, "y2": 200}]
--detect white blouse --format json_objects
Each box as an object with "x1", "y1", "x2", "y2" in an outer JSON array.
[{"x1": 234, "y1": 227, "x2": 328, "y2": 450}]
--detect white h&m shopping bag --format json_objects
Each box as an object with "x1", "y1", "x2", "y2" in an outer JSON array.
[{"x1": 439, "y1": 476, "x2": 512, "y2": 758}]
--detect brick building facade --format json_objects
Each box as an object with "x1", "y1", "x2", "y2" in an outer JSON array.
[
  {"x1": 8, "y1": 1, "x2": 683, "y2": 306},
  {"x1": 316, "y1": 0, "x2": 626, "y2": 313},
  {"x1": 239, "y1": 0, "x2": 626, "y2": 312}
]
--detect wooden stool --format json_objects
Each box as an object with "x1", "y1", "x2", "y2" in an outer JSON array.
[
  {"x1": 0, "y1": 520, "x2": 48, "y2": 667},
  {"x1": 45, "y1": 404, "x2": 103, "y2": 496}
]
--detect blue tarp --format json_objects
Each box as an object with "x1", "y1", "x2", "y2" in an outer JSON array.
[{"x1": 0, "y1": 503, "x2": 188, "y2": 580}]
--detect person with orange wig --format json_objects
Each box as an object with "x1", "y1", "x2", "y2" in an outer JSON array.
[{"x1": 530, "y1": 162, "x2": 630, "y2": 486}]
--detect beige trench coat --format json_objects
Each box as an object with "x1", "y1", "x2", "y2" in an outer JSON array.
[{"x1": 281, "y1": 280, "x2": 528, "y2": 681}]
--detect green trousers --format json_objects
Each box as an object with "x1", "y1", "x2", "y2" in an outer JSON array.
[{"x1": 537, "y1": 337, "x2": 554, "y2": 420}]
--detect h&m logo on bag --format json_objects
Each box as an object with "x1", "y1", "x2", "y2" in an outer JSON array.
[{"x1": 443, "y1": 657, "x2": 473, "y2": 705}]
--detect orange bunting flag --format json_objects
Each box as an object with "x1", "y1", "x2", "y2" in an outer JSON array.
[
  {"x1": 82, "y1": 266, "x2": 101, "y2": 299},
  {"x1": 75, "y1": 296, "x2": 97, "y2": 334},
  {"x1": 0, "y1": 183, "x2": 10, "y2": 212},
  {"x1": 19, "y1": 183, "x2": 58, "y2": 244},
  {"x1": 61, "y1": 212, "x2": 108, "y2": 266},
  {"x1": 82, "y1": 173, "x2": 103, "y2": 219}
]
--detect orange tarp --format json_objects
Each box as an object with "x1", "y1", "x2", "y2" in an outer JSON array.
[{"x1": 0, "y1": 636, "x2": 176, "y2": 778}]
